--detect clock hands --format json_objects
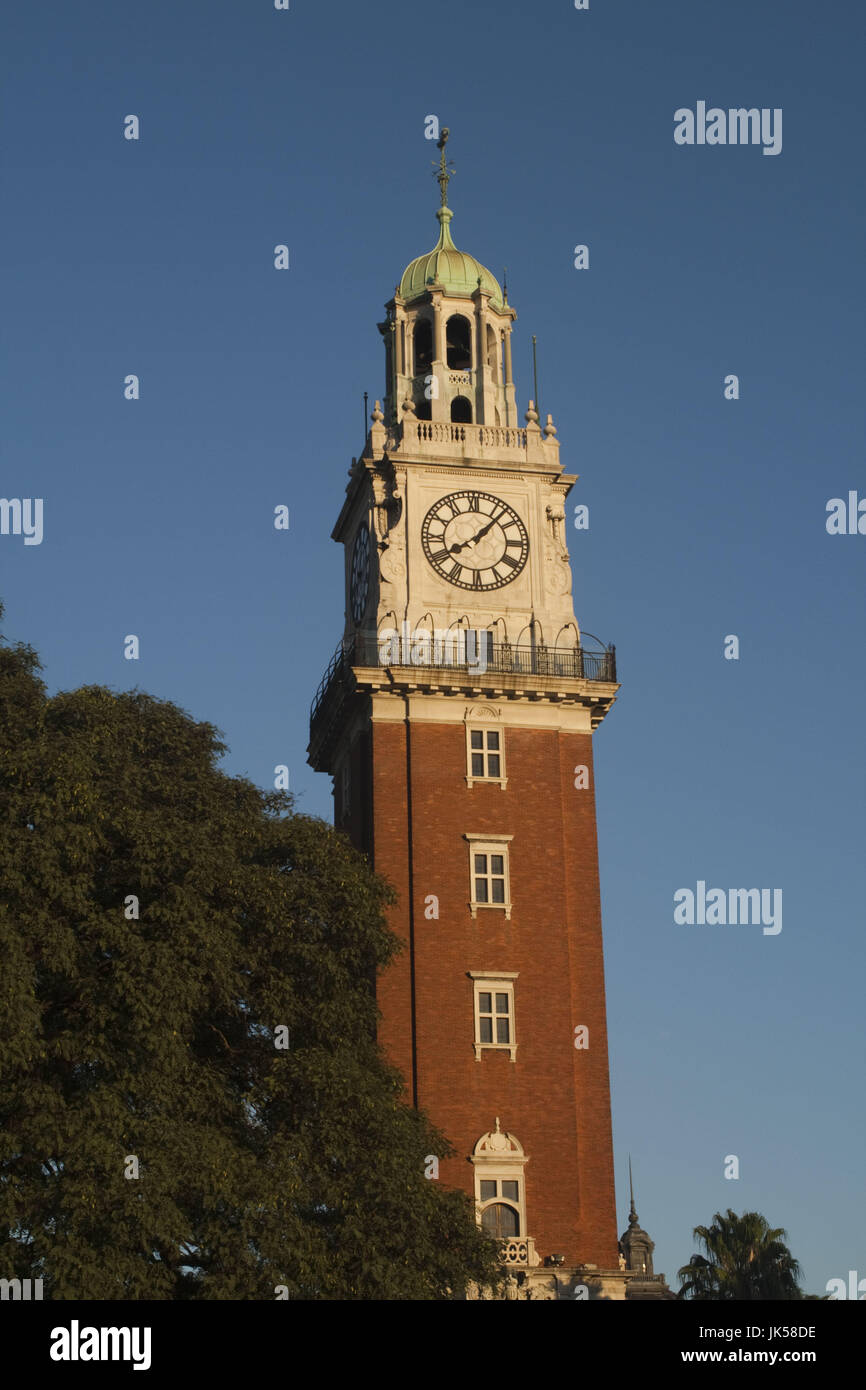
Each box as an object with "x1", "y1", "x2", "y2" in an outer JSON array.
[
  {"x1": 448, "y1": 513, "x2": 503, "y2": 553},
  {"x1": 469, "y1": 514, "x2": 502, "y2": 544}
]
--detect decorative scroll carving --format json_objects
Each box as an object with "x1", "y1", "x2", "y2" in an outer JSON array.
[
  {"x1": 544, "y1": 499, "x2": 572, "y2": 597},
  {"x1": 372, "y1": 467, "x2": 404, "y2": 584}
]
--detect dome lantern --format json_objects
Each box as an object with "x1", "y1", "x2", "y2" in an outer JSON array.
[{"x1": 380, "y1": 129, "x2": 517, "y2": 430}]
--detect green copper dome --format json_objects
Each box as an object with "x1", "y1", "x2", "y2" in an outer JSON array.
[{"x1": 399, "y1": 206, "x2": 504, "y2": 309}]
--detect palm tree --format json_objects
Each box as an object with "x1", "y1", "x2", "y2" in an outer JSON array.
[{"x1": 678, "y1": 1209, "x2": 804, "y2": 1300}]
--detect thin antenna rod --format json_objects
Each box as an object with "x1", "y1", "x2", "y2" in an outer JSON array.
[{"x1": 531, "y1": 335, "x2": 539, "y2": 420}]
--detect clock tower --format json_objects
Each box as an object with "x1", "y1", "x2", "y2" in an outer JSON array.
[{"x1": 309, "y1": 136, "x2": 637, "y2": 1299}]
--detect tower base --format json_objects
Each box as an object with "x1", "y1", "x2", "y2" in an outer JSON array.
[{"x1": 465, "y1": 1266, "x2": 675, "y2": 1301}]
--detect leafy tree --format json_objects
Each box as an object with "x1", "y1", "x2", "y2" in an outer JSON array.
[
  {"x1": 0, "y1": 611, "x2": 500, "y2": 1299},
  {"x1": 677, "y1": 1209, "x2": 805, "y2": 1300}
]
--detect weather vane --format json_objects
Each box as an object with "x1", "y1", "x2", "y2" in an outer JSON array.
[{"x1": 433, "y1": 126, "x2": 455, "y2": 207}]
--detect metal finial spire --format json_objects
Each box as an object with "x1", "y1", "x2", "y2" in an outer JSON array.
[
  {"x1": 628, "y1": 1155, "x2": 638, "y2": 1222},
  {"x1": 503, "y1": 266, "x2": 508, "y2": 304},
  {"x1": 433, "y1": 127, "x2": 455, "y2": 207}
]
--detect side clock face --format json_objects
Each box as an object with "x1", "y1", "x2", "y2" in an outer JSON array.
[
  {"x1": 350, "y1": 523, "x2": 370, "y2": 623},
  {"x1": 421, "y1": 491, "x2": 529, "y2": 591}
]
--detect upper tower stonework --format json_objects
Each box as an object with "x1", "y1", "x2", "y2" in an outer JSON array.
[
  {"x1": 322, "y1": 136, "x2": 615, "y2": 684},
  {"x1": 308, "y1": 138, "x2": 668, "y2": 1300}
]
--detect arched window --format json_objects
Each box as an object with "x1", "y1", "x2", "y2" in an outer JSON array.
[
  {"x1": 473, "y1": 1122, "x2": 527, "y2": 1238},
  {"x1": 415, "y1": 397, "x2": 431, "y2": 421},
  {"x1": 413, "y1": 318, "x2": 433, "y2": 374},
  {"x1": 446, "y1": 314, "x2": 472, "y2": 370},
  {"x1": 481, "y1": 1203, "x2": 519, "y2": 1238},
  {"x1": 450, "y1": 395, "x2": 472, "y2": 423}
]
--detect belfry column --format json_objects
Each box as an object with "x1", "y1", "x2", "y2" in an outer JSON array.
[
  {"x1": 394, "y1": 299, "x2": 410, "y2": 415},
  {"x1": 504, "y1": 327, "x2": 515, "y2": 425},
  {"x1": 431, "y1": 289, "x2": 446, "y2": 421},
  {"x1": 473, "y1": 289, "x2": 493, "y2": 424}
]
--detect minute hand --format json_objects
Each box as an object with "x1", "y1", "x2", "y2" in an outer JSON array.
[
  {"x1": 448, "y1": 511, "x2": 506, "y2": 554},
  {"x1": 471, "y1": 514, "x2": 502, "y2": 543}
]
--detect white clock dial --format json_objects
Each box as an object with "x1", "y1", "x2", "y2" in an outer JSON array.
[{"x1": 421, "y1": 491, "x2": 529, "y2": 590}]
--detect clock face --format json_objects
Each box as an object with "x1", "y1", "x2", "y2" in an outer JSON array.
[
  {"x1": 421, "y1": 491, "x2": 529, "y2": 591},
  {"x1": 350, "y1": 523, "x2": 370, "y2": 623}
]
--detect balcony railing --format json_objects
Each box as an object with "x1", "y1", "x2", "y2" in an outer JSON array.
[
  {"x1": 310, "y1": 631, "x2": 616, "y2": 727},
  {"x1": 498, "y1": 1237, "x2": 538, "y2": 1268},
  {"x1": 404, "y1": 419, "x2": 528, "y2": 451}
]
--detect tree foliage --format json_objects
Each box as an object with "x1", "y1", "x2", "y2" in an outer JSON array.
[
  {"x1": 0, "y1": 613, "x2": 500, "y2": 1299},
  {"x1": 677, "y1": 1209, "x2": 806, "y2": 1300}
]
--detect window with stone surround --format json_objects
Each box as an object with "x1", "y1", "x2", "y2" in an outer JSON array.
[
  {"x1": 472, "y1": 1120, "x2": 528, "y2": 1238},
  {"x1": 465, "y1": 724, "x2": 507, "y2": 788},
  {"x1": 470, "y1": 971, "x2": 518, "y2": 1061},
  {"x1": 465, "y1": 834, "x2": 512, "y2": 918}
]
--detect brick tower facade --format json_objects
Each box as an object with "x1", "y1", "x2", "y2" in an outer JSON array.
[{"x1": 309, "y1": 138, "x2": 637, "y2": 1298}]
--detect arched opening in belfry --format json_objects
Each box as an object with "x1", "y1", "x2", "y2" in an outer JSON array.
[
  {"x1": 451, "y1": 395, "x2": 472, "y2": 423},
  {"x1": 415, "y1": 397, "x2": 432, "y2": 420},
  {"x1": 486, "y1": 323, "x2": 500, "y2": 383},
  {"x1": 413, "y1": 317, "x2": 433, "y2": 374},
  {"x1": 446, "y1": 314, "x2": 472, "y2": 370}
]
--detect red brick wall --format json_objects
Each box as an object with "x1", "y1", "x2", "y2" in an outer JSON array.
[{"x1": 367, "y1": 713, "x2": 619, "y2": 1267}]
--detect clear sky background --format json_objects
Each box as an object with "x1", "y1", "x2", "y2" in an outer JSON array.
[{"x1": 2, "y1": 0, "x2": 863, "y2": 1297}]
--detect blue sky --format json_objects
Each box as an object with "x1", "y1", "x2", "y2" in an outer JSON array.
[{"x1": 2, "y1": 0, "x2": 863, "y2": 1296}]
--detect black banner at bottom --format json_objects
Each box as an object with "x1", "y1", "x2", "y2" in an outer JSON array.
[{"x1": 4, "y1": 1295, "x2": 859, "y2": 1377}]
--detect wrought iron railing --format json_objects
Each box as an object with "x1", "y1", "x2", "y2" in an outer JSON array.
[{"x1": 310, "y1": 632, "x2": 616, "y2": 726}]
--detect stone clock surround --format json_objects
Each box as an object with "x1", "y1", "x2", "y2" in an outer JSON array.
[{"x1": 338, "y1": 423, "x2": 581, "y2": 655}]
